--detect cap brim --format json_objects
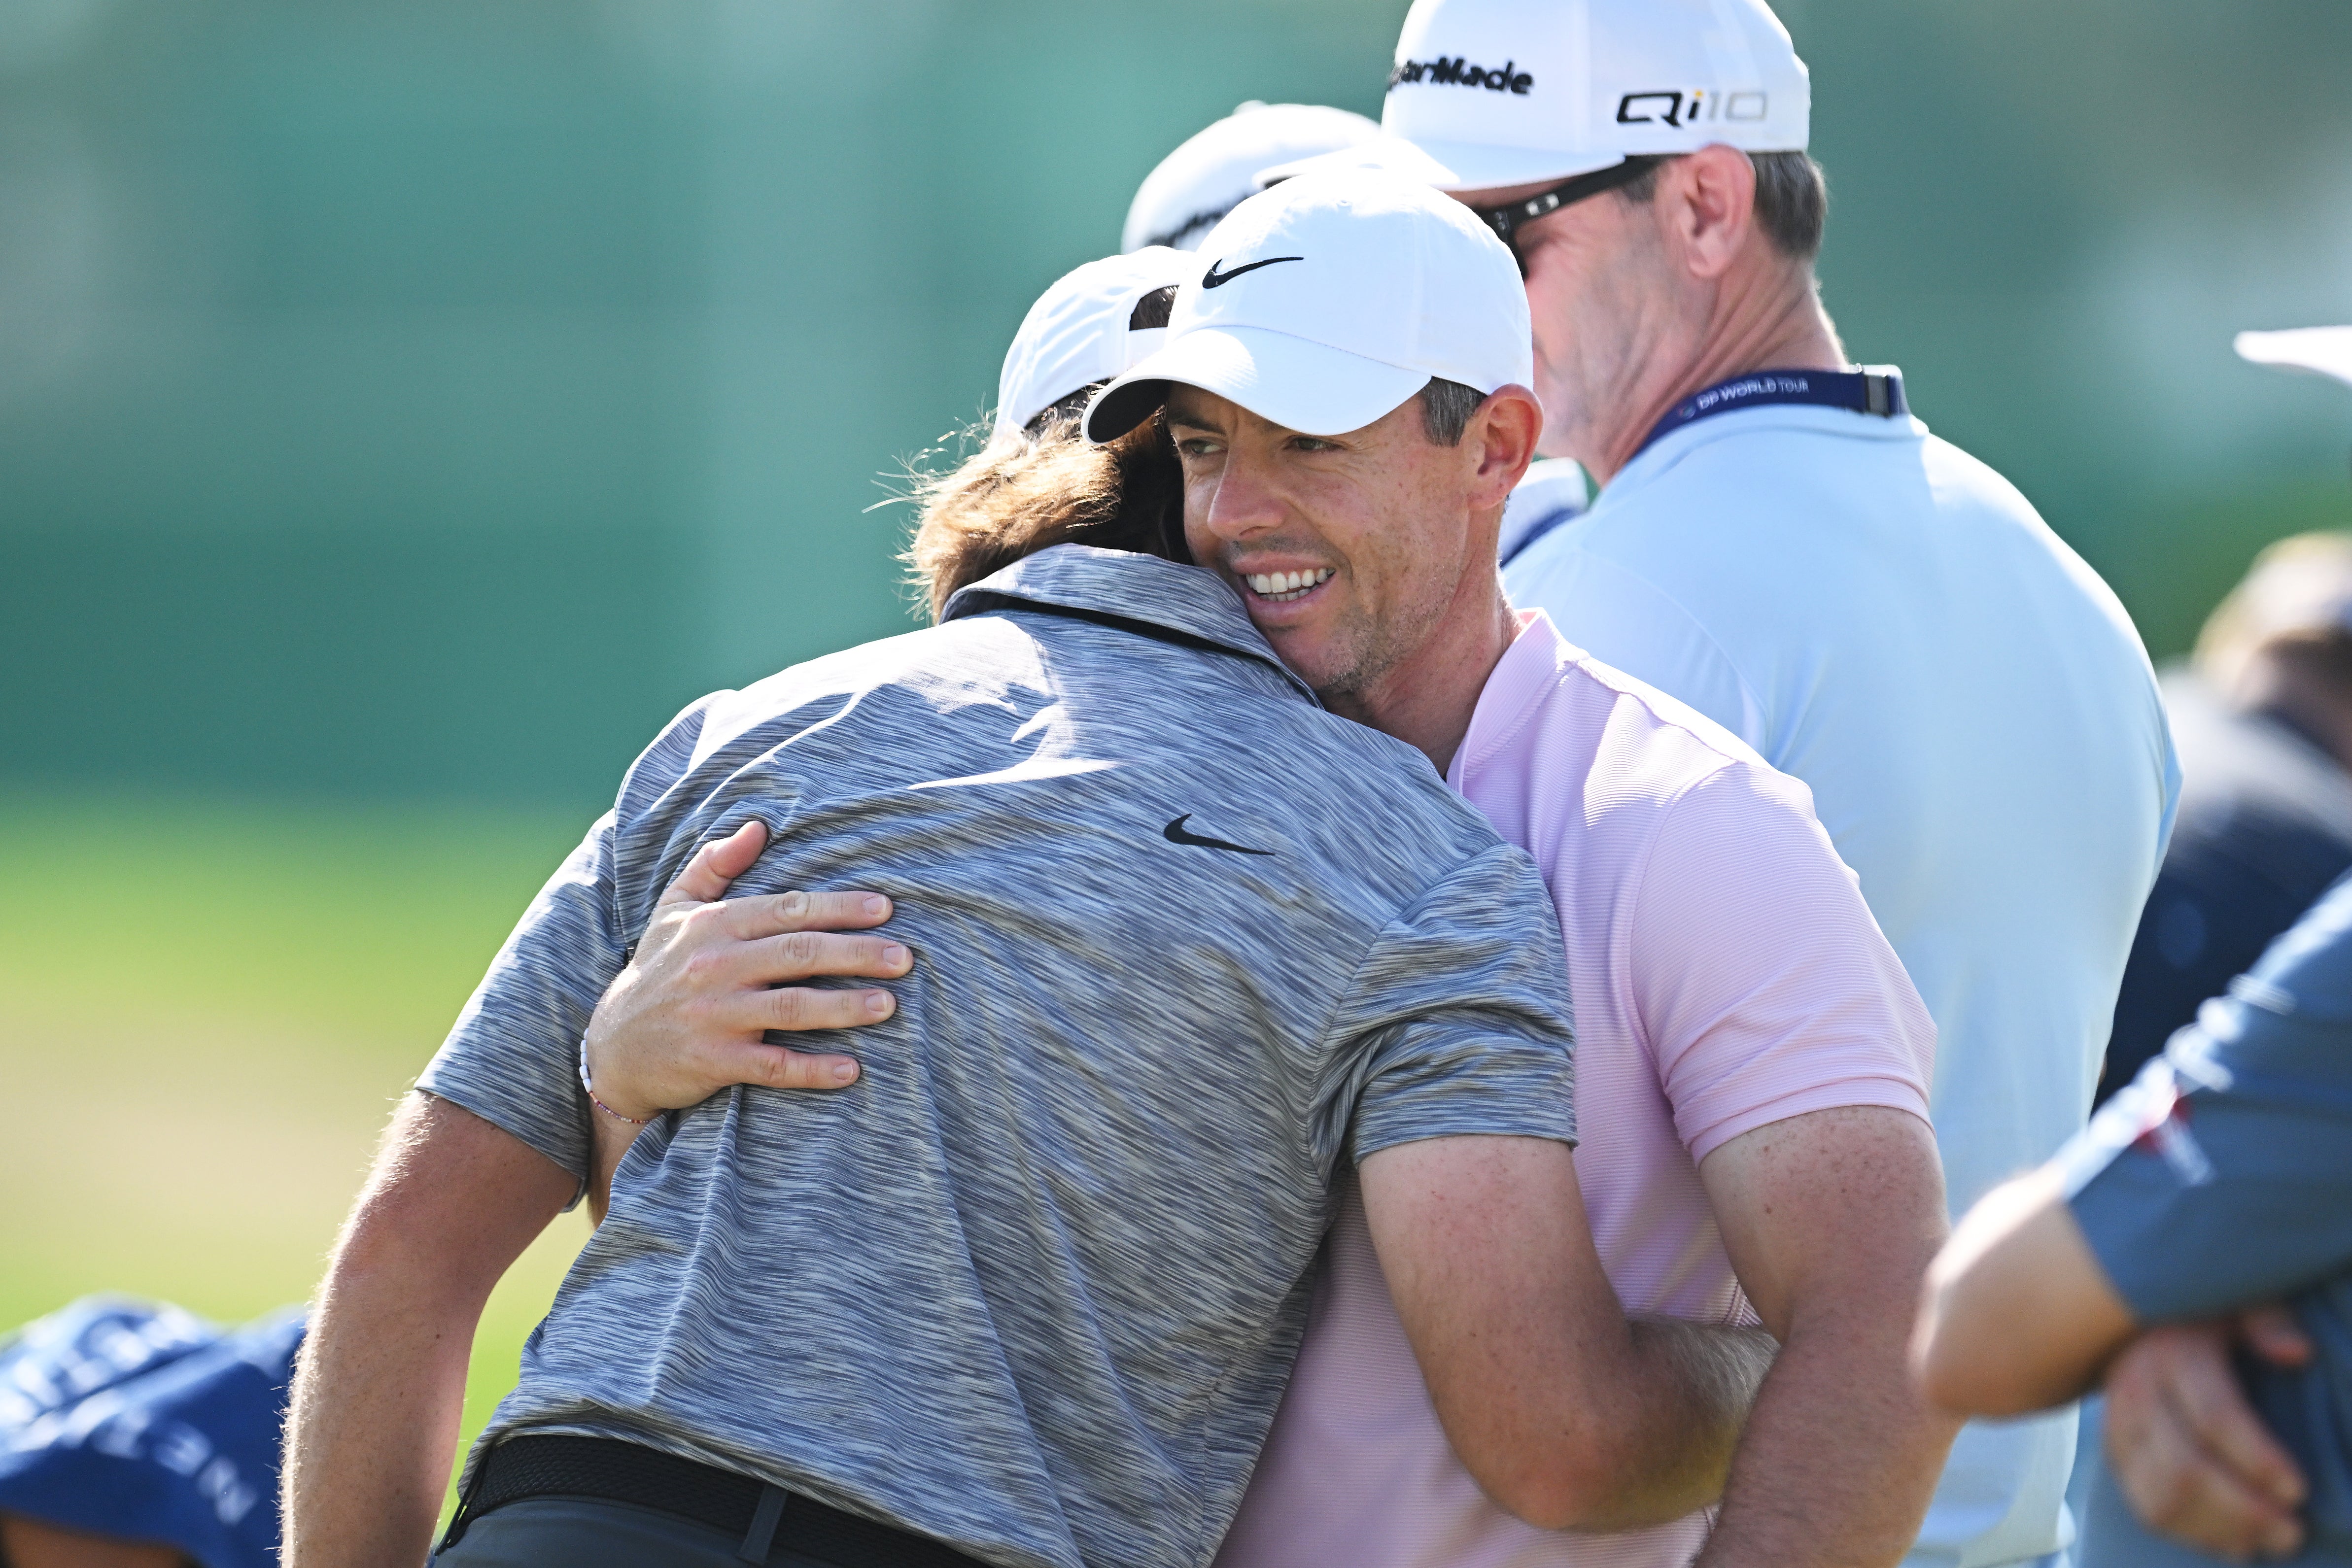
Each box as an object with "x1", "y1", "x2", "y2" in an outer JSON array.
[
  {"x1": 1257, "y1": 136, "x2": 1621, "y2": 195},
  {"x1": 1085, "y1": 326, "x2": 1431, "y2": 443},
  {"x1": 2236, "y1": 327, "x2": 2352, "y2": 389}
]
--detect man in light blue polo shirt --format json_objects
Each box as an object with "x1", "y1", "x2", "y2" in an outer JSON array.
[{"x1": 1276, "y1": 0, "x2": 2179, "y2": 1563}]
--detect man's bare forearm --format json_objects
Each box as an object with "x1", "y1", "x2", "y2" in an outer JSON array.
[
  {"x1": 1695, "y1": 1106, "x2": 1956, "y2": 1567},
  {"x1": 1588, "y1": 1317, "x2": 1778, "y2": 1528},
  {"x1": 1365, "y1": 1136, "x2": 1778, "y2": 1533},
  {"x1": 285, "y1": 1230, "x2": 482, "y2": 1566},
  {"x1": 1695, "y1": 1315, "x2": 1958, "y2": 1567},
  {"x1": 1466, "y1": 1314, "x2": 1774, "y2": 1533},
  {"x1": 283, "y1": 1093, "x2": 574, "y2": 1568}
]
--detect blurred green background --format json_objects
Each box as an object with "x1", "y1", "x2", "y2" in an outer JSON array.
[{"x1": 3, "y1": 0, "x2": 2351, "y2": 1517}]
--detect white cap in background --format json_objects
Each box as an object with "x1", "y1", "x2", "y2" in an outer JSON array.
[
  {"x1": 2198, "y1": 332, "x2": 2352, "y2": 686},
  {"x1": 993, "y1": 247, "x2": 1194, "y2": 442},
  {"x1": 1086, "y1": 170, "x2": 1532, "y2": 443},
  {"x1": 1265, "y1": 0, "x2": 1808, "y2": 193},
  {"x1": 1122, "y1": 102, "x2": 1379, "y2": 253},
  {"x1": 2236, "y1": 326, "x2": 2352, "y2": 389}
]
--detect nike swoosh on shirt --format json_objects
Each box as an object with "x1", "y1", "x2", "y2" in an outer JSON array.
[
  {"x1": 1163, "y1": 815, "x2": 1277, "y2": 855},
  {"x1": 1200, "y1": 256, "x2": 1304, "y2": 289}
]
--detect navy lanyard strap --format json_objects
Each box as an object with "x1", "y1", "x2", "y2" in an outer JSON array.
[{"x1": 1631, "y1": 366, "x2": 1907, "y2": 460}]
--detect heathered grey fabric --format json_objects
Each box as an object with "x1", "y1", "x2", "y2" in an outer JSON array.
[{"x1": 419, "y1": 545, "x2": 1577, "y2": 1568}]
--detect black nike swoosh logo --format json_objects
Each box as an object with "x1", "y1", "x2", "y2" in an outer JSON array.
[
  {"x1": 1163, "y1": 814, "x2": 1277, "y2": 856},
  {"x1": 1201, "y1": 255, "x2": 1304, "y2": 289}
]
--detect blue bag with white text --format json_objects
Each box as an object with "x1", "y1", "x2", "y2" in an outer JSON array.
[{"x1": 0, "y1": 1296, "x2": 304, "y2": 1568}]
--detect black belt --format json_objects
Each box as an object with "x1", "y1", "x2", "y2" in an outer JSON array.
[{"x1": 442, "y1": 1433, "x2": 992, "y2": 1568}]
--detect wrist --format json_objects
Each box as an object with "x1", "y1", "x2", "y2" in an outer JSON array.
[{"x1": 578, "y1": 1040, "x2": 654, "y2": 1125}]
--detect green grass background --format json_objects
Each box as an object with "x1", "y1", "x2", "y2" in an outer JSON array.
[{"x1": 0, "y1": 791, "x2": 598, "y2": 1517}]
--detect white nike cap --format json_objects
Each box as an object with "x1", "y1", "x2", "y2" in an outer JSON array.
[
  {"x1": 2236, "y1": 326, "x2": 2352, "y2": 390},
  {"x1": 993, "y1": 247, "x2": 1194, "y2": 442},
  {"x1": 1122, "y1": 102, "x2": 1380, "y2": 254},
  {"x1": 1265, "y1": 0, "x2": 1809, "y2": 194},
  {"x1": 1085, "y1": 170, "x2": 1532, "y2": 444}
]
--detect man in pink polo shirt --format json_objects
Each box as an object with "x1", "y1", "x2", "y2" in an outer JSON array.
[
  {"x1": 1204, "y1": 615, "x2": 1944, "y2": 1567},
  {"x1": 1083, "y1": 175, "x2": 1949, "y2": 1568},
  {"x1": 579, "y1": 174, "x2": 1948, "y2": 1565}
]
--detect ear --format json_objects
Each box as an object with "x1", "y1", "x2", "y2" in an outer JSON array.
[
  {"x1": 1662, "y1": 145, "x2": 1758, "y2": 282},
  {"x1": 1466, "y1": 384, "x2": 1544, "y2": 511}
]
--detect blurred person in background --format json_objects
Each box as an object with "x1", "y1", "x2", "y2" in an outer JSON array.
[
  {"x1": 2101, "y1": 530, "x2": 2352, "y2": 1098},
  {"x1": 2065, "y1": 329, "x2": 2352, "y2": 1567},
  {"x1": 2104, "y1": 324, "x2": 2352, "y2": 1102},
  {"x1": 1123, "y1": 99, "x2": 1592, "y2": 568},
  {"x1": 284, "y1": 221, "x2": 1777, "y2": 1568},
  {"x1": 1247, "y1": 1, "x2": 2178, "y2": 1566},
  {"x1": 1914, "y1": 870, "x2": 2352, "y2": 1568},
  {"x1": 0, "y1": 1296, "x2": 303, "y2": 1568}
]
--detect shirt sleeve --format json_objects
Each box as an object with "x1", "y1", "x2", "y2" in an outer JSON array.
[
  {"x1": 415, "y1": 811, "x2": 626, "y2": 1186},
  {"x1": 1316, "y1": 843, "x2": 1581, "y2": 1173},
  {"x1": 2061, "y1": 880, "x2": 2352, "y2": 1322},
  {"x1": 1630, "y1": 758, "x2": 1937, "y2": 1163}
]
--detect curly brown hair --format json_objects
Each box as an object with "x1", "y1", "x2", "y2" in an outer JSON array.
[{"x1": 904, "y1": 409, "x2": 1184, "y2": 622}]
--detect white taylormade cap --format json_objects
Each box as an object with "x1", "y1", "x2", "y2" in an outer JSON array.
[
  {"x1": 993, "y1": 247, "x2": 1194, "y2": 442},
  {"x1": 1122, "y1": 102, "x2": 1380, "y2": 254},
  {"x1": 1266, "y1": 0, "x2": 1809, "y2": 193},
  {"x1": 1085, "y1": 170, "x2": 1532, "y2": 443},
  {"x1": 2236, "y1": 326, "x2": 2352, "y2": 390}
]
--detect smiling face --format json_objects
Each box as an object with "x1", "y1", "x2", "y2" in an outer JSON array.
[{"x1": 1167, "y1": 382, "x2": 1533, "y2": 720}]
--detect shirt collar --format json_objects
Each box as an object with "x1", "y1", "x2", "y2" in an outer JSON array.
[
  {"x1": 1445, "y1": 609, "x2": 1561, "y2": 791},
  {"x1": 1600, "y1": 399, "x2": 1930, "y2": 505},
  {"x1": 942, "y1": 544, "x2": 1320, "y2": 705}
]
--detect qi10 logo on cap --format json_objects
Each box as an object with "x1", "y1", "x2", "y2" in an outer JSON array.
[{"x1": 1616, "y1": 89, "x2": 1768, "y2": 127}]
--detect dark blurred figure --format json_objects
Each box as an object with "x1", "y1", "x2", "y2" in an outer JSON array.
[
  {"x1": 0, "y1": 1297, "x2": 303, "y2": 1568},
  {"x1": 2102, "y1": 531, "x2": 2352, "y2": 1102}
]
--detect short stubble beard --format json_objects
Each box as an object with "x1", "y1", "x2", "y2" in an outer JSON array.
[{"x1": 1301, "y1": 530, "x2": 1470, "y2": 722}]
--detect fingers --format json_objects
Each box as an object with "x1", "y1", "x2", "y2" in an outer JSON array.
[
  {"x1": 680, "y1": 930, "x2": 909, "y2": 995},
  {"x1": 709, "y1": 1039, "x2": 863, "y2": 1091},
  {"x1": 658, "y1": 820, "x2": 770, "y2": 908},
  {"x1": 2113, "y1": 1410, "x2": 2295, "y2": 1562},
  {"x1": 2159, "y1": 1335, "x2": 2309, "y2": 1510},
  {"x1": 721, "y1": 888, "x2": 895, "y2": 941},
  {"x1": 2236, "y1": 1305, "x2": 2315, "y2": 1369},
  {"x1": 738, "y1": 982, "x2": 898, "y2": 1035},
  {"x1": 2106, "y1": 1328, "x2": 2307, "y2": 1560},
  {"x1": 725, "y1": 929, "x2": 913, "y2": 988}
]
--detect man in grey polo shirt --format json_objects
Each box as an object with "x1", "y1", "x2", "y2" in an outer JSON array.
[{"x1": 281, "y1": 198, "x2": 1766, "y2": 1567}]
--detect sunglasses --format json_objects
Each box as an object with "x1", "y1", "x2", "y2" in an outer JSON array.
[{"x1": 1468, "y1": 156, "x2": 1669, "y2": 273}]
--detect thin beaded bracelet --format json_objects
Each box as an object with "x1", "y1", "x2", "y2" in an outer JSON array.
[{"x1": 578, "y1": 1042, "x2": 648, "y2": 1125}]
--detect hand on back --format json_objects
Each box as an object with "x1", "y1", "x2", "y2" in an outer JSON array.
[{"x1": 580, "y1": 818, "x2": 912, "y2": 1123}]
